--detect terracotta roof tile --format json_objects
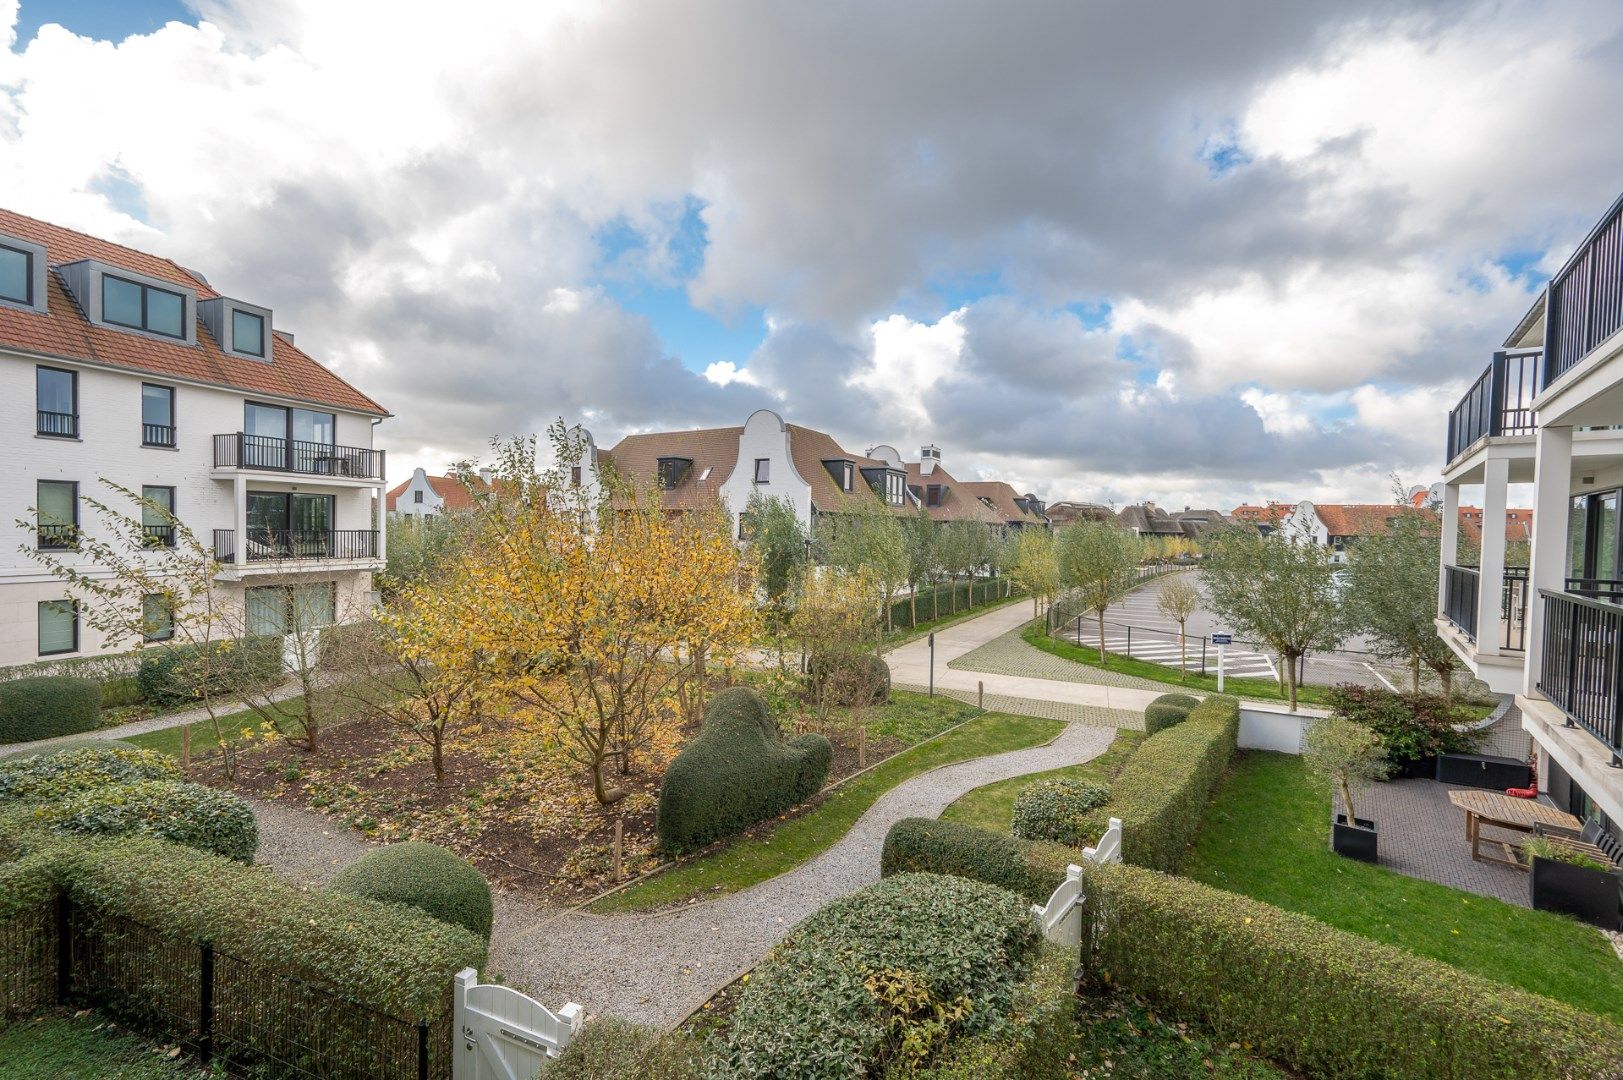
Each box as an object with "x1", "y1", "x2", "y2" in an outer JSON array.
[
  {"x1": 385, "y1": 473, "x2": 493, "y2": 512},
  {"x1": 1309, "y1": 504, "x2": 1438, "y2": 538},
  {"x1": 904, "y1": 463, "x2": 1004, "y2": 524},
  {"x1": 599, "y1": 426, "x2": 743, "y2": 511},
  {"x1": 962, "y1": 481, "x2": 1045, "y2": 525}
]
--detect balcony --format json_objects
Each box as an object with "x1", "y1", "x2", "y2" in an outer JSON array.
[
  {"x1": 212, "y1": 433, "x2": 385, "y2": 481},
  {"x1": 1443, "y1": 564, "x2": 1529, "y2": 651},
  {"x1": 37, "y1": 410, "x2": 77, "y2": 438},
  {"x1": 1545, "y1": 192, "x2": 1623, "y2": 386},
  {"x1": 1445, "y1": 349, "x2": 1541, "y2": 464},
  {"x1": 1443, "y1": 564, "x2": 1478, "y2": 641},
  {"x1": 36, "y1": 524, "x2": 78, "y2": 551},
  {"x1": 213, "y1": 528, "x2": 379, "y2": 565},
  {"x1": 142, "y1": 423, "x2": 176, "y2": 448},
  {"x1": 140, "y1": 524, "x2": 176, "y2": 549},
  {"x1": 1536, "y1": 588, "x2": 1623, "y2": 758}
]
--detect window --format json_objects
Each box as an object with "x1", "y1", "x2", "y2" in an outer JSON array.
[
  {"x1": 36, "y1": 480, "x2": 77, "y2": 549},
  {"x1": 413, "y1": 489, "x2": 425, "y2": 504},
  {"x1": 886, "y1": 472, "x2": 906, "y2": 506},
  {"x1": 0, "y1": 243, "x2": 32, "y2": 305},
  {"x1": 657, "y1": 457, "x2": 691, "y2": 490},
  {"x1": 102, "y1": 274, "x2": 186, "y2": 338},
  {"x1": 142, "y1": 594, "x2": 174, "y2": 642},
  {"x1": 38, "y1": 600, "x2": 78, "y2": 655},
  {"x1": 231, "y1": 308, "x2": 265, "y2": 357},
  {"x1": 36, "y1": 366, "x2": 77, "y2": 437},
  {"x1": 141, "y1": 486, "x2": 176, "y2": 547},
  {"x1": 247, "y1": 582, "x2": 336, "y2": 637},
  {"x1": 571, "y1": 466, "x2": 583, "y2": 487},
  {"x1": 927, "y1": 485, "x2": 942, "y2": 507},
  {"x1": 754, "y1": 458, "x2": 770, "y2": 484},
  {"x1": 243, "y1": 403, "x2": 336, "y2": 470},
  {"x1": 142, "y1": 384, "x2": 175, "y2": 447},
  {"x1": 247, "y1": 491, "x2": 334, "y2": 558}
]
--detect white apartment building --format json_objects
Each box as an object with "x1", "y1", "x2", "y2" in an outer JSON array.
[
  {"x1": 1437, "y1": 189, "x2": 1623, "y2": 830},
  {"x1": 0, "y1": 208, "x2": 389, "y2": 668}
]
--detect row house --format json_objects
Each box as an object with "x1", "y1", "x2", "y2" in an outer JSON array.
[
  {"x1": 385, "y1": 467, "x2": 495, "y2": 519},
  {"x1": 0, "y1": 208, "x2": 389, "y2": 668},
  {"x1": 1230, "y1": 502, "x2": 1289, "y2": 536},
  {"x1": 1278, "y1": 501, "x2": 1440, "y2": 564},
  {"x1": 1437, "y1": 188, "x2": 1623, "y2": 830}
]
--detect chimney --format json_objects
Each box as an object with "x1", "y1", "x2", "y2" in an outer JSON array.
[
  {"x1": 478, "y1": 467, "x2": 493, "y2": 485},
  {"x1": 920, "y1": 444, "x2": 941, "y2": 476}
]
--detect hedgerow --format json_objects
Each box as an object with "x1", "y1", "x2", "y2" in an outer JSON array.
[
  {"x1": 910, "y1": 946, "x2": 1083, "y2": 1079},
  {"x1": 655, "y1": 687, "x2": 832, "y2": 853},
  {"x1": 1084, "y1": 863, "x2": 1623, "y2": 1080},
  {"x1": 135, "y1": 637, "x2": 282, "y2": 707},
  {"x1": 0, "y1": 677, "x2": 102, "y2": 745},
  {"x1": 1010, "y1": 778, "x2": 1110, "y2": 846},
  {"x1": 0, "y1": 745, "x2": 180, "y2": 804},
  {"x1": 330, "y1": 841, "x2": 493, "y2": 942},
  {"x1": 713, "y1": 873, "x2": 1039, "y2": 1079},
  {"x1": 550, "y1": 1018, "x2": 706, "y2": 1080},
  {"x1": 1142, "y1": 692, "x2": 1198, "y2": 735},
  {"x1": 33, "y1": 779, "x2": 258, "y2": 862},
  {"x1": 881, "y1": 817, "x2": 1073, "y2": 905}
]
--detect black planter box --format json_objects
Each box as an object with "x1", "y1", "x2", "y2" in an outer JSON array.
[
  {"x1": 1388, "y1": 754, "x2": 1437, "y2": 781},
  {"x1": 1333, "y1": 814, "x2": 1378, "y2": 863},
  {"x1": 1529, "y1": 856, "x2": 1622, "y2": 931},
  {"x1": 1436, "y1": 753, "x2": 1530, "y2": 790}
]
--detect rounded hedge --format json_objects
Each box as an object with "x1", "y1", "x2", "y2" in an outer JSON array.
[
  {"x1": 806, "y1": 652, "x2": 891, "y2": 707},
  {"x1": 714, "y1": 873, "x2": 1040, "y2": 1078},
  {"x1": 1, "y1": 736, "x2": 138, "y2": 762},
  {"x1": 35, "y1": 779, "x2": 258, "y2": 861},
  {"x1": 329, "y1": 841, "x2": 494, "y2": 942},
  {"x1": 881, "y1": 817, "x2": 1072, "y2": 905},
  {"x1": 550, "y1": 1018, "x2": 705, "y2": 1080},
  {"x1": 1143, "y1": 692, "x2": 1199, "y2": 735},
  {"x1": 136, "y1": 637, "x2": 283, "y2": 706},
  {"x1": 0, "y1": 745, "x2": 180, "y2": 804},
  {"x1": 0, "y1": 676, "x2": 102, "y2": 745},
  {"x1": 656, "y1": 687, "x2": 832, "y2": 853},
  {"x1": 1010, "y1": 778, "x2": 1111, "y2": 846}
]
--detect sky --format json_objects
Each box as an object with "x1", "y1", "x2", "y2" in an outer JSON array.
[{"x1": 2, "y1": 1, "x2": 1619, "y2": 511}]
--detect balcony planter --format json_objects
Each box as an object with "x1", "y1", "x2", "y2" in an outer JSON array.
[
  {"x1": 1529, "y1": 856, "x2": 1621, "y2": 931},
  {"x1": 1332, "y1": 814, "x2": 1378, "y2": 863}
]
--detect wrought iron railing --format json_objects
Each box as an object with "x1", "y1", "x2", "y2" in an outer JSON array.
[
  {"x1": 1502, "y1": 567, "x2": 1529, "y2": 651},
  {"x1": 1536, "y1": 588, "x2": 1623, "y2": 755},
  {"x1": 1445, "y1": 349, "x2": 1541, "y2": 463},
  {"x1": 36, "y1": 524, "x2": 78, "y2": 550},
  {"x1": 1566, "y1": 576, "x2": 1623, "y2": 602},
  {"x1": 212, "y1": 433, "x2": 384, "y2": 481},
  {"x1": 141, "y1": 524, "x2": 176, "y2": 548},
  {"x1": 37, "y1": 410, "x2": 77, "y2": 438},
  {"x1": 1546, "y1": 192, "x2": 1623, "y2": 386},
  {"x1": 213, "y1": 529, "x2": 378, "y2": 564},
  {"x1": 1443, "y1": 564, "x2": 1479, "y2": 641},
  {"x1": 142, "y1": 422, "x2": 176, "y2": 447},
  {"x1": 1449, "y1": 565, "x2": 1530, "y2": 650}
]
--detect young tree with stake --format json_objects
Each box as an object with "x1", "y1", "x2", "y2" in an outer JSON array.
[
  {"x1": 1155, "y1": 575, "x2": 1201, "y2": 680},
  {"x1": 1056, "y1": 521, "x2": 1141, "y2": 661}
]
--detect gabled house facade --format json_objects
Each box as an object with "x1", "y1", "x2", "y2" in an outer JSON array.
[
  {"x1": 385, "y1": 467, "x2": 494, "y2": 519},
  {"x1": 1231, "y1": 502, "x2": 1289, "y2": 535},
  {"x1": 1436, "y1": 188, "x2": 1623, "y2": 830},
  {"x1": 868, "y1": 444, "x2": 1005, "y2": 528},
  {"x1": 0, "y1": 208, "x2": 389, "y2": 667},
  {"x1": 1279, "y1": 501, "x2": 1438, "y2": 564}
]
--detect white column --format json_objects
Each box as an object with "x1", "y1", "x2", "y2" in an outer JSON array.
[
  {"x1": 1438, "y1": 481, "x2": 1460, "y2": 617},
  {"x1": 233, "y1": 474, "x2": 247, "y2": 567},
  {"x1": 1476, "y1": 456, "x2": 1509, "y2": 655},
  {"x1": 375, "y1": 486, "x2": 388, "y2": 563},
  {"x1": 1523, "y1": 425, "x2": 1573, "y2": 696}
]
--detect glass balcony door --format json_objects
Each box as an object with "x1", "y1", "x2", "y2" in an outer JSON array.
[{"x1": 1568, "y1": 490, "x2": 1623, "y2": 599}]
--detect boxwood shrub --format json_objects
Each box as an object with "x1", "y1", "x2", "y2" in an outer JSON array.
[
  {"x1": 0, "y1": 745, "x2": 180, "y2": 804},
  {"x1": 0, "y1": 677, "x2": 102, "y2": 745},
  {"x1": 806, "y1": 652, "x2": 891, "y2": 706},
  {"x1": 656, "y1": 687, "x2": 832, "y2": 853},
  {"x1": 1142, "y1": 692, "x2": 1198, "y2": 735},
  {"x1": 882, "y1": 817, "x2": 1073, "y2": 905},
  {"x1": 550, "y1": 1018, "x2": 706, "y2": 1080},
  {"x1": 135, "y1": 637, "x2": 282, "y2": 707},
  {"x1": 33, "y1": 779, "x2": 258, "y2": 862},
  {"x1": 713, "y1": 873, "x2": 1039, "y2": 1079},
  {"x1": 1084, "y1": 863, "x2": 1623, "y2": 1080},
  {"x1": 329, "y1": 841, "x2": 493, "y2": 942},
  {"x1": 910, "y1": 945, "x2": 1082, "y2": 1079},
  {"x1": 1010, "y1": 778, "x2": 1110, "y2": 846}
]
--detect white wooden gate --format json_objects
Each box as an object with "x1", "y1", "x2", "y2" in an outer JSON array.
[
  {"x1": 453, "y1": 969, "x2": 584, "y2": 1080},
  {"x1": 1030, "y1": 816, "x2": 1121, "y2": 947}
]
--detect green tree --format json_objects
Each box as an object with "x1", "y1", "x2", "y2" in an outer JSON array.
[
  {"x1": 743, "y1": 492, "x2": 808, "y2": 610},
  {"x1": 818, "y1": 496, "x2": 909, "y2": 631},
  {"x1": 1155, "y1": 574, "x2": 1201, "y2": 680},
  {"x1": 933, "y1": 521, "x2": 995, "y2": 609},
  {"x1": 1303, "y1": 717, "x2": 1389, "y2": 823},
  {"x1": 1008, "y1": 528, "x2": 1060, "y2": 617},
  {"x1": 898, "y1": 507, "x2": 939, "y2": 626},
  {"x1": 1056, "y1": 521, "x2": 1141, "y2": 660},
  {"x1": 1200, "y1": 527, "x2": 1349, "y2": 711},
  {"x1": 1345, "y1": 512, "x2": 1459, "y2": 703},
  {"x1": 383, "y1": 514, "x2": 468, "y2": 599}
]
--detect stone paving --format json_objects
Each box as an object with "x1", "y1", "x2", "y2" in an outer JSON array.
[{"x1": 947, "y1": 618, "x2": 1183, "y2": 693}]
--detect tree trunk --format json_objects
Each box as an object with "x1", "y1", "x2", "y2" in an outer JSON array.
[
  {"x1": 1097, "y1": 609, "x2": 1107, "y2": 662},
  {"x1": 1410, "y1": 654, "x2": 1421, "y2": 695},
  {"x1": 1286, "y1": 651, "x2": 1300, "y2": 712},
  {"x1": 910, "y1": 591, "x2": 917, "y2": 626},
  {"x1": 1340, "y1": 777, "x2": 1356, "y2": 823},
  {"x1": 612, "y1": 813, "x2": 624, "y2": 879},
  {"x1": 1439, "y1": 665, "x2": 1455, "y2": 710},
  {"x1": 1178, "y1": 621, "x2": 1186, "y2": 680},
  {"x1": 432, "y1": 732, "x2": 445, "y2": 784}
]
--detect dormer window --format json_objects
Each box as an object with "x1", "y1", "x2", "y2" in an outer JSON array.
[
  {"x1": 200, "y1": 297, "x2": 273, "y2": 360},
  {"x1": 823, "y1": 459, "x2": 855, "y2": 492},
  {"x1": 58, "y1": 259, "x2": 198, "y2": 344},
  {"x1": 0, "y1": 235, "x2": 48, "y2": 313},
  {"x1": 927, "y1": 485, "x2": 943, "y2": 507},
  {"x1": 232, "y1": 309, "x2": 265, "y2": 357},
  {"x1": 658, "y1": 456, "x2": 692, "y2": 490}
]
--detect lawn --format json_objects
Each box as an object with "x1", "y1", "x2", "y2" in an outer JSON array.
[
  {"x1": 941, "y1": 729, "x2": 1144, "y2": 833},
  {"x1": 0, "y1": 1011, "x2": 203, "y2": 1079},
  {"x1": 1184, "y1": 751, "x2": 1623, "y2": 1020},
  {"x1": 124, "y1": 699, "x2": 307, "y2": 758},
  {"x1": 590, "y1": 710, "x2": 1065, "y2": 912}
]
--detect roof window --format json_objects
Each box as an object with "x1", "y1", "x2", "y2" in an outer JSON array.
[
  {"x1": 0, "y1": 235, "x2": 48, "y2": 314},
  {"x1": 58, "y1": 259, "x2": 198, "y2": 345},
  {"x1": 200, "y1": 297, "x2": 274, "y2": 360}
]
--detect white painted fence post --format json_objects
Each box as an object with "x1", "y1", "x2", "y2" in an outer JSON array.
[
  {"x1": 454, "y1": 967, "x2": 584, "y2": 1080},
  {"x1": 1030, "y1": 817, "x2": 1123, "y2": 948}
]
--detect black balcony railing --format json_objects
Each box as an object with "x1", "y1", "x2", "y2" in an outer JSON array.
[
  {"x1": 212, "y1": 528, "x2": 378, "y2": 564},
  {"x1": 37, "y1": 410, "x2": 77, "y2": 438},
  {"x1": 142, "y1": 423, "x2": 176, "y2": 447},
  {"x1": 212, "y1": 433, "x2": 384, "y2": 481},
  {"x1": 1546, "y1": 192, "x2": 1623, "y2": 386},
  {"x1": 141, "y1": 524, "x2": 176, "y2": 548},
  {"x1": 1445, "y1": 349, "x2": 1541, "y2": 463},
  {"x1": 36, "y1": 524, "x2": 78, "y2": 551},
  {"x1": 1443, "y1": 564, "x2": 1479, "y2": 641},
  {"x1": 1565, "y1": 576, "x2": 1623, "y2": 602},
  {"x1": 1536, "y1": 589, "x2": 1623, "y2": 756}
]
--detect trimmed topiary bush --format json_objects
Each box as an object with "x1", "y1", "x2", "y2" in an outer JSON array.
[
  {"x1": 0, "y1": 677, "x2": 102, "y2": 745},
  {"x1": 1011, "y1": 778, "x2": 1110, "y2": 846},
  {"x1": 656, "y1": 687, "x2": 832, "y2": 853},
  {"x1": 1085, "y1": 862, "x2": 1623, "y2": 1080},
  {"x1": 806, "y1": 652, "x2": 891, "y2": 706},
  {"x1": 0, "y1": 745, "x2": 180, "y2": 804},
  {"x1": 34, "y1": 779, "x2": 258, "y2": 861},
  {"x1": 135, "y1": 637, "x2": 282, "y2": 707},
  {"x1": 329, "y1": 841, "x2": 494, "y2": 942},
  {"x1": 881, "y1": 817, "x2": 1072, "y2": 905},
  {"x1": 1142, "y1": 692, "x2": 1198, "y2": 735},
  {"x1": 550, "y1": 1018, "x2": 706, "y2": 1080},
  {"x1": 713, "y1": 873, "x2": 1040, "y2": 1078}
]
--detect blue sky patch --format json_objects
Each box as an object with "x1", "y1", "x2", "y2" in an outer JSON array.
[{"x1": 14, "y1": 0, "x2": 196, "y2": 45}]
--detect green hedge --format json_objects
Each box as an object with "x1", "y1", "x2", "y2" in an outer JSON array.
[
  {"x1": 806, "y1": 652, "x2": 891, "y2": 706},
  {"x1": 135, "y1": 637, "x2": 283, "y2": 707},
  {"x1": 550, "y1": 1018, "x2": 706, "y2": 1080},
  {"x1": 33, "y1": 779, "x2": 258, "y2": 862},
  {"x1": 656, "y1": 687, "x2": 832, "y2": 853},
  {"x1": 712, "y1": 873, "x2": 1039, "y2": 1078},
  {"x1": 1143, "y1": 692, "x2": 1198, "y2": 735},
  {"x1": 0, "y1": 677, "x2": 102, "y2": 745},
  {"x1": 889, "y1": 578, "x2": 1011, "y2": 630},
  {"x1": 1098, "y1": 694, "x2": 1238, "y2": 872},
  {"x1": 881, "y1": 817, "x2": 1072, "y2": 905},
  {"x1": 1, "y1": 736, "x2": 138, "y2": 762},
  {"x1": 911, "y1": 946, "x2": 1083, "y2": 1079},
  {"x1": 330, "y1": 841, "x2": 493, "y2": 942},
  {"x1": 1084, "y1": 863, "x2": 1623, "y2": 1080},
  {"x1": 0, "y1": 745, "x2": 180, "y2": 804},
  {"x1": 1010, "y1": 778, "x2": 1110, "y2": 847}
]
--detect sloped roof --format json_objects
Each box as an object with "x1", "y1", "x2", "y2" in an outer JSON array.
[
  {"x1": 1310, "y1": 503, "x2": 1439, "y2": 538},
  {"x1": 1231, "y1": 503, "x2": 1289, "y2": 524},
  {"x1": 904, "y1": 463, "x2": 1004, "y2": 524},
  {"x1": 599, "y1": 426, "x2": 743, "y2": 511},
  {"x1": 0, "y1": 207, "x2": 387, "y2": 416},
  {"x1": 1045, "y1": 501, "x2": 1115, "y2": 526},
  {"x1": 385, "y1": 473, "x2": 494, "y2": 512},
  {"x1": 1117, "y1": 504, "x2": 1186, "y2": 536},
  {"x1": 962, "y1": 481, "x2": 1046, "y2": 526},
  {"x1": 1458, "y1": 507, "x2": 1534, "y2": 545},
  {"x1": 786, "y1": 423, "x2": 895, "y2": 513}
]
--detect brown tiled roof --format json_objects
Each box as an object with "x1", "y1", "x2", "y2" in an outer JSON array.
[
  {"x1": 786, "y1": 424, "x2": 895, "y2": 513},
  {"x1": 1458, "y1": 507, "x2": 1534, "y2": 545},
  {"x1": 0, "y1": 207, "x2": 387, "y2": 416},
  {"x1": 1311, "y1": 504, "x2": 1438, "y2": 538},
  {"x1": 962, "y1": 481, "x2": 1045, "y2": 526},
  {"x1": 599, "y1": 426, "x2": 742, "y2": 511},
  {"x1": 1231, "y1": 503, "x2": 1289, "y2": 524},
  {"x1": 385, "y1": 473, "x2": 494, "y2": 512},
  {"x1": 904, "y1": 463, "x2": 1004, "y2": 524}
]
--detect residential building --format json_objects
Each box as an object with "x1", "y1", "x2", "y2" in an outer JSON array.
[
  {"x1": 1118, "y1": 503, "x2": 1228, "y2": 540},
  {"x1": 960, "y1": 481, "x2": 1048, "y2": 531},
  {"x1": 1044, "y1": 500, "x2": 1115, "y2": 527},
  {"x1": 1230, "y1": 502, "x2": 1289, "y2": 535},
  {"x1": 1278, "y1": 501, "x2": 1439, "y2": 564},
  {"x1": 386, "y1": 467, "x2": 494, "y2": 519},
  {"x1": 1436, "y1": 188, "x2": 1623, "y2": 829},
  {"x1": 0, "y1": 208, "x2": 389, "y2": 668},
  {"x1": 869, "y1": 444, "x2": 1005, "y2": 528}
]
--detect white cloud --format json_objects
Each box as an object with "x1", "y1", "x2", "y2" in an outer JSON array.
[
  {"x1": 702, "y1": 360, "x2": 758, "y2": 387},
  {"x1": 1240, "y1": 388, "x2": 1316, "y2": 436}
]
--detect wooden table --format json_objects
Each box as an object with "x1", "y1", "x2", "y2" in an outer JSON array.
[{"x1": 1447, "y1": 790, "x2": 1581, "y2": 869}]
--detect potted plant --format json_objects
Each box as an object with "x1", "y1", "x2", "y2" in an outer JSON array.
[
  {"x1": 1325, "y1": 684, "x2": 1480, "y2": 781},
  {"x1": 1523, "y1": 837, "x2": 1621, "y2": 930},
  {"x1": 1303, "y1": 716, "x2": 1390, "y2": 863}
]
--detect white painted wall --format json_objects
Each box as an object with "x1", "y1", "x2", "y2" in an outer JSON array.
[
  {"x1": 717, "y1": 409, "x2": 812, "y2": 531},
  {"x1": 1237, "y1": 703, "x2": 1321, "y2": 753},
  {"x1": 391, "y1": 467, "x2": 443, "y2": 519}
]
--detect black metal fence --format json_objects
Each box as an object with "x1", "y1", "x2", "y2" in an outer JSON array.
[
  {"x1": 1443, "y1": 564, "x2": 1480, "y2": 641},
  {"x1": 889, "y1": 578, "x2": 1011, "y2": 629},
  {"x1": 1, "y1": 897, "x2": 451, "y2": 1079},
  {"x1": 213, "y1": 433, "x2": 385, "y2": 481},
  {"x1": 1537, "y1": 588, "x2": 1623, "y2": 757},
  {"x1": 1546, "y1": 191, "x2": 1623, "y2": 385},
  {"x1": 1445, "y1": 349, "x2": 1541, "y2": 463}
]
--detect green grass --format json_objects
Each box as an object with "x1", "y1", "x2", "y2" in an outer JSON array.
[
  {"x1": 590, "y1": 710, "x2": 1065, "y2": 913},
  {"x1": 941, "y1": 729, "x2": 1145, "y2": 833},
  {"x1": 863, "y1": 690, "x2": 982, "y2": 744},
  {"x1": 125, "y1": 699, "x2": 307, "y2": 758},
  {"x1": 1184, "y1": 751, "x2": 1623, "y2": 1020},
  {"x1": 0, "y1": 1011, "x2": 204, "y2": 1078}
]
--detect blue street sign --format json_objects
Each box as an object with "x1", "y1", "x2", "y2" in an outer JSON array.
[{"x1": 1211, "y1": 633, "x2": 1232, "y2": 645}]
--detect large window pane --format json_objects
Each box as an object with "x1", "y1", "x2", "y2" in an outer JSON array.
[
  {"x1": 1597, "y1": 493, "x2": 1619, "y2": 582},
  {"x1": 36, "y1": 481, "x2": 75, "y2": 528},
  {"x1": 38, "y1": 601, "x2": 76, "y2": 655},
  {"x1": 292, "y1": 409, "x2": 334, "y2": 446},
  {"x1": 144, "y1": 286, "x2": 184, "y2": 337},
  {"x1": 291, "y1": 493, "x2": 333, "y2": 533},
  {"x1": 140, "y1": 485, "x2": 174, "y2": 526},
  {"x1": 291, "y1": 583, "x2": 335, "y2": 632},
  {"x1": 245, "y1": 403, "x2": 288, "y2": 438},
  {"x1": 232, "y1": 309, "x2": 265, "y2": 356},
  {"x1": 142, "y1": 384, "x2": 173, "y2": 427},
  {"x1": 102, "y1": 276, "x2": 143, "y2": 328},
  {"x1": 1569, "y1": 496, "x2": 1588, "y2": 578},
  {"x1": 246, "y1": 587, "x2": 288, "y2": 637},
  {"x1": 247, "y1": 492, "x2": 289, "y2": 536},
  {"x1": 142, "y1": 594, "x2": 174, "y2": 642},
  {"x1": 0, "y1": 245, "x2": 30, "y2": 304},
  {"x1": 36, "y1": 367, "x2": 74, "y2": 415}
]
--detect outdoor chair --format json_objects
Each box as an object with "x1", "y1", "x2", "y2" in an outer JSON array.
[{"x1": 1532, "y1": 819, "x2": 1623, "y2": 870}]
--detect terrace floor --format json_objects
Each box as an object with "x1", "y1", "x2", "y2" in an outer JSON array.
[{"x1": 1349, "y1": 778, "x2": 1533, "y2": 907}]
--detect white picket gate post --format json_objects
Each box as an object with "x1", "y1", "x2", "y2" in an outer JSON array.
[
  {"x1": 1030, "y1": 817, "x2": 1122, "y2": 947},
  {"x1": 453, "y1": 968, "x2": 584, "y2": 1080}
]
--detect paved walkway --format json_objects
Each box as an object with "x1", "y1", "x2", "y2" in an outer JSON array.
[{"x1": 1349, "y1": 779, "x2": 1533, "y2": 907}]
